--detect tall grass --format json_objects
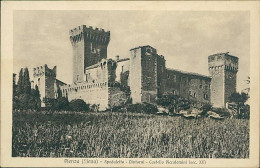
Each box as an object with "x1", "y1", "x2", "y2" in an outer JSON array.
[{"x1": 12, "y1": 111, "x2": 249, "y2": 158}]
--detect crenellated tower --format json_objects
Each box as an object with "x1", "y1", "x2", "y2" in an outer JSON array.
[
  {"x1": 208, "y1": 52, "x2": 238, "y2": 107},
  {"x1": 32, "y1": 64, "x2": 57, "y2": 107},
  {"x1": 70, "y1": 25, "x2": 110, "y2": 83}
]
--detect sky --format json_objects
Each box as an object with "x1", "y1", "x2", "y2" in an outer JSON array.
[{"x1": 13, "y1": 10, "x2": 250, "y2": 92}]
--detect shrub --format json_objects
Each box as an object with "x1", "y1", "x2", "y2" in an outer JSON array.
[
  {"x1": 156, "y1": 94, "x2": 191, "y2": 113},
  {"x1": 52, "y1": 97, "x2": 70, "y2": 111},
  {"x1": 69, "y1": 99, "x2": 90, "y2": 112},
  {"x1": 212, "y1": 107, "x2": 230, "y2": 117},
  {"x1": 126, "y1": 103, "x2": 158, "y2": 114},
  {"x1": 201, "y1": 103, "x2": 212, "y2": 116},
  {"x1": 90, "y1": 104, "x2": 100, "y2": 112}
]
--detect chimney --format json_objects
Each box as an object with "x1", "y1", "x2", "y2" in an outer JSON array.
[{"x1": 116, "y1": 55, "x2": 120, "y2": 61}]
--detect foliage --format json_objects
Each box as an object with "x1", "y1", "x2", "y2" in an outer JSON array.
[
  {"x1": 12, "y1": 111, "x2": 249, "y2": 158},
  {"x1": 90, "y1": 104, "x2": 100, "y2": 112},
  {"x1": 156, "y1": 94, "x2": 190, "y2": 112},
  {"x1": 201, "y1": 103, "x2": 212, "y2": 116},
  {"x1": 23, "y1": 68, "x2": 31, "y2": 95},
  {"x1": 228, "y1": 92, "x2": 250, "y2": 119},
  {"x1": 17, "y1": 69, "x2": 24, "y2": 95},
  {"x1": 126, "y1": 103, "x2": 158, "y2": 114},
  {"x1": 52, "y1": 97, "x2": 70, "y2": 111},
  {"x1": 13, "y1": 68, "x2": 41, "y2": 110},
  {"x1": 212, "y1": 108, "x2": 230, "y2": 117},
  {"x1": 238, "y1": 105, "x2": 250, "y2": 119},
  {"x1": 229, "y1": 92, "x2": 248, "y2": 105},
  {"x1": 69, "y1": 99, "x2": 90, "y2": 112}
]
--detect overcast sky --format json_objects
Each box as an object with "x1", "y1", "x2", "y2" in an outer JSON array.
[{"x1": 14, "y1": 10, "x2": 250, "y2": 92}]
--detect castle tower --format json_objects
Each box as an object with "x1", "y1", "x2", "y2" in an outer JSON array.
[
  {"x1": 129, "y1": 45, "x2": 165, "y2": 104},
  {"x1": 33, "y1": 64, "x2": 57, "y2": 107},
  {"x1": 70, "y1": 25, "x2": 110, "y2": 83},
  {"x1": 208, "y1": 52, "x2": 239, "y2": 107}
]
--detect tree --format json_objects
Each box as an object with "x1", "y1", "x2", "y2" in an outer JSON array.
[
  {"x1": 69, "y1": 99, "x2": 90, "y2": 112},
  {"x1": 13, "y1": 67, "x2": 41, "y2": 111},
  {"x1": 53, "y1": 97, "x2": 70, "y2": 111},
  {"x1": 229, "y1": 92, "x2": 248, "y2": 105},
  {"x1": 17, "y1": 69, "x2": 24, "y2": 95},
  {"x1": 23, "y1": 67, "x2": 31, "y2": 95},
  {"x1": 28, "y1": 85, "x2": 41, "y2": 110},
  {"x1": 228, "y1": 92, "x2": 249, "y2": 118},
  {"x1": 156, "y1": 94, "x2": 191, "y2": 113}
]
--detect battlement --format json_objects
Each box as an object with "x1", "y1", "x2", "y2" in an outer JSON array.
[
  {"x1": 130, "y1": 45, "x2": 157, "y2": 54},
  {"x1": 158, "y1": 54, "x2": 165, "y2": 60},
  {"x1": 85, "y1": 58, "x2": 117, "y2": 71},
  {"x1": 33, "y1": 64, "x2": 57, "y2": 78},
  {"x1": 69, "y1": 25, "x2": 110, "y2": 44},
  {"x1": 61, "y1": 81, "x2": 108, "y2": 95},
  {"x1": 208, "y1": 52, "x2": 238, "y2": 72}
]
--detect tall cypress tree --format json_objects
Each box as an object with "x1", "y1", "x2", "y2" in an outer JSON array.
[
  {"x1": 23, "y1": 67, "x2": 31, "y2": 95},
  {"x1": 17, "y1": 68, "x2": 24, "y2": 95}
]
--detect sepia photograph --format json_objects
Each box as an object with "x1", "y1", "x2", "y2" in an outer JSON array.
[{"x1": 1, "y1": 1, "x2": 259, "y2": 168}]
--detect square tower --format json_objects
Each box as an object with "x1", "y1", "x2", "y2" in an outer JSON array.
[
  {"x1": 70, "y1": 25, "x2": 110, "y2": 83},
  {"x1": 32, "y1": 64, "x2": 57, "y2": 107},
  {"x1": 208, "y1": 52, "x2": 239, "y2": 107},
  {"x1": 129, "y1": 45, "x2": 165, "y2": 104}
]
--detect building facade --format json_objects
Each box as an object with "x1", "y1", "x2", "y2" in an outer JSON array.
[{"x1": 31, "y1": 25, "x2": 238, "y2": 110}]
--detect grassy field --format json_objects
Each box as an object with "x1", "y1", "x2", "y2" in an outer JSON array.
[{"x1": 12, "y1": 111, "x2": 249, "y2": 158}]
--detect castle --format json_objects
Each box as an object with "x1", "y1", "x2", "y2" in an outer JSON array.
[{"x1": 31, "y1": 25, "x2": 239, "y2": 111}]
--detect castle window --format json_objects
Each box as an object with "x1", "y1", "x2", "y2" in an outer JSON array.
[
  {"x1": 167, "y1": 74, "x2": 170, "y2": 79},
  {"x1": 122, "y1": 66, "x2": 124, "y2": 72},
  {"x1": 204, "y1": 94, "x2": 208, "y2": 99},
  {"x1": 189, "y1": 91, "x2": 192, "y2": 96},
  {"x1": 209, "y1": 84, "x2": 211, "y2": 89},
  {"x1": 193, "y1": 93, "x2": 196, "y2": 98},
  {"x1": 172, "y1": 90, "x2": 176, "y2": 95}
]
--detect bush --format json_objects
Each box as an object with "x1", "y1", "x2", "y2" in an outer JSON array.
[
  {"x1": 156, "y1": 94, "x2": 191, "y2": 113},
  {"x1": 212, "y1": 107, "x2": 230, "y2": 117},
  {"x1": 126, "y1": 103, "x2": 158, "y2": 114},
  {"x1": 69, "y1": 99, "x2": 90, "y2": 112},
  {"x1": 201, "y1": 103, "x2": 212, "y2": 116},
  {"x1": 90, "y1": 104, "x2": 100, "y2": 112},
  {"x1": 52, "y1": 97, "x2": 70, "y2": 111}
]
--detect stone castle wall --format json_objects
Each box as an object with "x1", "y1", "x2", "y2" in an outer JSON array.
[
  {"x1": 208, "y1": 53, "x2": 238, "y2": 107},
  {"x1": 164, "y1": 69, "x2": 211, "y2": 106},
  {"x1": 61, "y1": 82, "x2": 109, "y2": 110},
  {"x1": 129, "y1": 47, "x2": 142, "y2": 104},
  {"x1": 115, "y1": 58, "x2": 130, "y2": 86}
]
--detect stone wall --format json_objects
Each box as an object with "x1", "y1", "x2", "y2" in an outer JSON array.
[
  {"x1": 156, "y1": 55, "x2": 166, "y2": 97},
  {"x1": 115, "y1": 58, "x2": 130, "y2": 86},
  {"x1": 129, "y1": 47, "x2": 142, "y2": 104},
  {"x1": 224, "y1": 69, "x2": 237, "y2": 106},
  {"x1": 164, "y1": 68, "x2": 211, "y2": 106},
  {"x1": 61, "y1": 82, "x2": 109, "y2": 111}
]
